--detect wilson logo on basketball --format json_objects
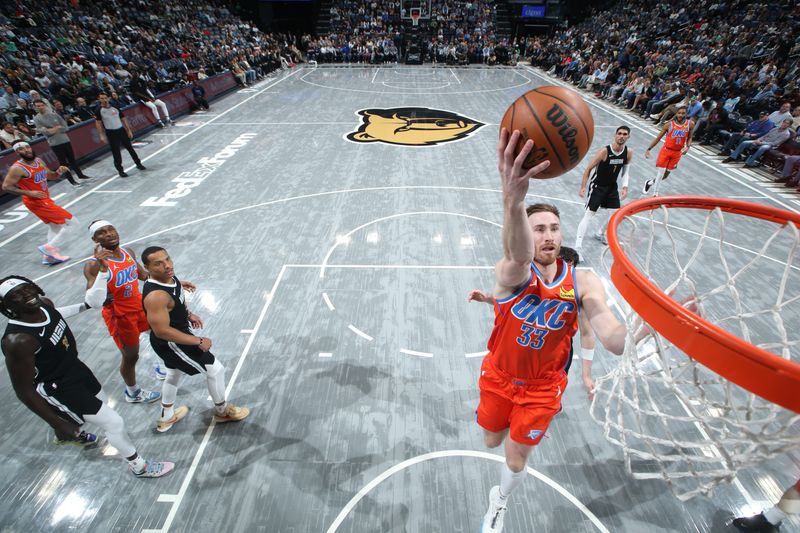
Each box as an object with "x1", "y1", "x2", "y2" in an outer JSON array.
[
  {"x1": 545, "y1": 105, "x2": 580, "y2": 164},
  {"x1": 345, "y1": 107, "x2": 485, "y2": 146}
]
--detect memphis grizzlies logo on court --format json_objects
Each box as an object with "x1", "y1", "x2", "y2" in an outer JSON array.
[{"x1": 345, "y1": 107, "x2": 485, "y2": 147}]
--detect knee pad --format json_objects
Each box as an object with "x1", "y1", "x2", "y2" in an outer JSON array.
[
  {"x1": 165, "y1": 367, "x2": 182, "y2": 386},
  {"x1": 204, "y1": 358, "x2": 224, "y2": 377}
]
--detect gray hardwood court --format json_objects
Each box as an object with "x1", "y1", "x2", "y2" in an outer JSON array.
[{"x1": 0, "y1": 65, "x2": 797, "y2": 533}]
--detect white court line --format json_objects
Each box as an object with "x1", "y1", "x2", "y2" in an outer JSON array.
[
  {"x1": 319, "y1": 352, "x2": 333, "y2": 358},
  {"x1": 209, "y1": 122, "x2": 353, "y2": 125},
  {"x1": 311, "y1": 264, "x2": 496, "y2": 270},
  {"x1": 325, "y1": 450, "x2": 610, "y2": 533},
  {"x1": 240, "y1": 328, "x2": 254, "y2": 334},
  {"x1": 400, "y1": 348, "x2": 433, "y2": 358},
  {"x1": 151, "y1": 133, "x2": 186, "y2": 136},
  {"x1": 319, "y1": 211, "x2": 502, "y2": 279},
  {"x1": 465, "y1": 350, "x2": 488, "y2": 358},
  {"x1": 156, "y1": 494, "x2": 177, "y2": 503},
  {"x1": 89, "y1": 190, "x2": 131, "y2": 194},
  {"x1": 347, "y1": 324, "x2": 373, "y2": 341},
  {"x1": 524, "y1": 66, "x2": 798, "y2": 213},
  {"x1": 322, "y1": 292, "x2": 335, "y2": 310},
  {"x1": 300, "y1": 66, "x2": 533, "y2": 95},
  {"x1": 142, "y1": 265, "x2": 286, "y2": 533},
  {"x1": 0, "y1": 68, "x2": 302, "y2": 249},
  {"x1": 371, "y1": 67, "x2": 380, "y2": 84},
  {"x1": 448, "y1": 68, "x2": 461, "y2": 84}
]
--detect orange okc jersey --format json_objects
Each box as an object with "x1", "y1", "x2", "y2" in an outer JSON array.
[
  {"x1": 663, "y1": 119, "x2": 690, "y2": 151},
  {"x1": 12, "y1": 158, "x2": 50, "y2": 196},
  {"x1": 487, "y1": 260, "x2": 578, "y2": 381},
  {"x1": 104, "y1": 248, "x2": 142, "y2": 313}
]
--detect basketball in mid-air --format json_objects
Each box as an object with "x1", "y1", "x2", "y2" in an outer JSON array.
[{"x1": 500, "y1": 86, "x2": 594, "y2": 179}]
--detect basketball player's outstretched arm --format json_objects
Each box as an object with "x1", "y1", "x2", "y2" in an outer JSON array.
[
  {"x1": 1, "y1": 166, "x2": 45, "y2": 198},
  {"x1": 579, "y1": 148, "x2": 606, "y2": 197},
  {"x1": 2, "y1": 334, "x2": 82, "y2": 440},
  {"x1": 645, "y1": 123, "x2": 670, "y2": 159},
  {"x1": 575, "y1": 270, "x2": 625, "y2": 355},
  {"x1": 494, "y1": 129, "x2": 551, "y2": 298}
]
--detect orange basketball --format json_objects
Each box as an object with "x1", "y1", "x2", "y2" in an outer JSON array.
[{"x1": 499, "y1": 86, "x2": 594, "y2": 179}]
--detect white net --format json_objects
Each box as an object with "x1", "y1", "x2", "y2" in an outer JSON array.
[{"x1": 591, "y1": 201, "x2": 800, "y2": 501}]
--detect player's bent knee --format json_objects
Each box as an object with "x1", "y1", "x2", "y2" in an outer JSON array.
[
  {"x1": 483, "y1": 431, "x2": 505, "y2": 449},
  {"x1": 204, "y1": 359, "x2": 224, "y2": 377}
]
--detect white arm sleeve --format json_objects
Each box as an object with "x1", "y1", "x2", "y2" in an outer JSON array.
[
  {"x1": 56, "y1": 303, "x2": 88, "y2": 318},
  {"x1": 620, "y1": 165, "x2": 630, "y2": 188},
  {"x1": 84, "y1": 270, "x2": 109, "y2": 309}
]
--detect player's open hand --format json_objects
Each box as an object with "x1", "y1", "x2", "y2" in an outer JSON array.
[
  {"x1": 583, "y1": 375, "x2": 596, "y2": 401},
  {"x1": 644, "y1": 149, "x2": 651, "y2": 159},
  {"x1": 468, "y1": 289, "x2": 495, "y2": 304},
  {"x1": 180, "y1": 280, "x2": 197, "y2": 292},
  {"x1": 621, "y1": 186, "x2": 628, "y2": 200},
  {"x1": 94, "y1": 244, "x2": 113, "y2": 271},
  {"x1": 188, "y1": 312, "x2": 204, "y2": 330},
  {"x1": 497, "y1": 128, "x2": 550, "y2": 204}
]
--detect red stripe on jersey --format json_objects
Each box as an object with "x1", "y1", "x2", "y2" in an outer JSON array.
[{"x1": 486, "y1": 259, "x2": 578, "y2": 382}]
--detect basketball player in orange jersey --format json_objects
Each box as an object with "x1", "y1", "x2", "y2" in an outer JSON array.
[
  {"x1": 479, "y1": 129, "x2": 626, "y2": 533},
  {"x1": 1, "y1": 141, "x2": 76, "y2": 265},
  {"x1": 84, "y1": 221, "x2": 194, "y2": 402},
  {"x1": 642, "y1": 106, "x2": 693, "y2": 196},
  {"x1": 468, "y1": 246, "x2": 598, "y2": 400}
]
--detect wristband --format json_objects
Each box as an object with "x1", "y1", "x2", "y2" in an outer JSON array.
[{"x1": 581, "y1": 347, "x2": 595, "y2": 361}]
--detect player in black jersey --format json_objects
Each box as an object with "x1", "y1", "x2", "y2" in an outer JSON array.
[
  {"x1": 141, "y1": 246, "x2": 249, "y2": 433},
  {"x1": 575, "y1": 126, "x2": 632, "y2": 250},
  {"x1": 0, "y1": 270, "x2": 174, "y2": 478}
]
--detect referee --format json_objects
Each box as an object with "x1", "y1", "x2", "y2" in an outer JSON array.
[{"x1": 93, "y1": 93, "x2": 146, "y2": 178}]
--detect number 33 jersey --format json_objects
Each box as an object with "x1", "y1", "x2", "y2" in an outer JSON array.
[{"x1": 486, "y1": 259, "x2": 579, "y2": 381}]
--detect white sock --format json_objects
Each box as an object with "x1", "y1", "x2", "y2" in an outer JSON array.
[
  {"x1": 125, "y1": 384, "x2": 139, "y2": 396},
  {"x1": 214, "y1": 401, "x2": 227, "y2": 415},
  {"x1": 499, "y1": 462, "x2": 525, "y2": 500},
  {"x1": 160, "y1": 404, "x2": 175, "y2": 421},
  {"x1": 127, "y1": 454, "x2": 146, "y2": 473},
  {"x1": 764, "y1": 505, "x2": 786, "y2": 525},
  {"x1": 46, "y1": 223, "x2": 65, "y2": 248},
  {"x1": 595, "y1": 210, "x2": 611, "y2": 236},
  {"x1": 575, "y1": 209, "x2": 596, "y2": 248}
]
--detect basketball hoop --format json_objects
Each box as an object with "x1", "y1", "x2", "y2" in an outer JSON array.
[
  {"x1": 592, "y1": 195, "x2": 800, "y2": 500},
  {"x1": 410, "y1": 7, "x2": 420, "y2": 26}
]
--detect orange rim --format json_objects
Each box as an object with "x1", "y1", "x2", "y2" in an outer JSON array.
[{"x1": 608, "y1": 196, "x2": 800, "y2": 413}]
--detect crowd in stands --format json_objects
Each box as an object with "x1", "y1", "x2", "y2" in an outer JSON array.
[
  {"x1": 305, "y1": 0, "x2": 518, "y2": 65},
  {"x1": 0, "y1": 0, "x2": 303, "y2": 150},
  {"x1": 528, "y1": 0, "x2": 800, "y2": 188}
]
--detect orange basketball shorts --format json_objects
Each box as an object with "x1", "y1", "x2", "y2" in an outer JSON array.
[
  {"x1": 22, "y1": 196, "x2": 74, "y2": 225},
  {"x1": 656, "y1": 147, "x2": 683, "y2": 170},
  {"x1": 102, "y1": 307, "x2": 150, "y2": 349},
  {"x1": 476, "y1": 358, "x2": 567, "y2": 446}
]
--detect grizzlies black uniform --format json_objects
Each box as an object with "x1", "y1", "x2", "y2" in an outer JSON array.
[
  {"x1": 586, "y1": 145, "x2": 628, "y2": 211},
  {"x1": 142, "y1": 277, "x2": 214, "y2": 375},
  {"x1": 2, "y1": 303, "x2": 102, "y2": 423}
]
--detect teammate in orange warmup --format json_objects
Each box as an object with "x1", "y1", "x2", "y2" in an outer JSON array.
[{"x1": 1, "y1": 141, "x2": 77, "y2": 265}]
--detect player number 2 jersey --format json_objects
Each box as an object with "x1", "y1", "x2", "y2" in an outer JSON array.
[
  {"x1": 486, "y1": 259, "x2": 579, "y2": 381},
  {"x1": 104, "y1": 248, "x2": 142, "y2": 313}
]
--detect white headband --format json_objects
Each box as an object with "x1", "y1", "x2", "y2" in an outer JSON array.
[
  {"x1": 89, "y1": 220, "x2": 114, "y2": 236},
  {"x1": 12, "y1": 141, "x2": 30, "y2": 151},
  {"x1": 0, "y1": 278, "x2": 28, "y2": 298}
]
